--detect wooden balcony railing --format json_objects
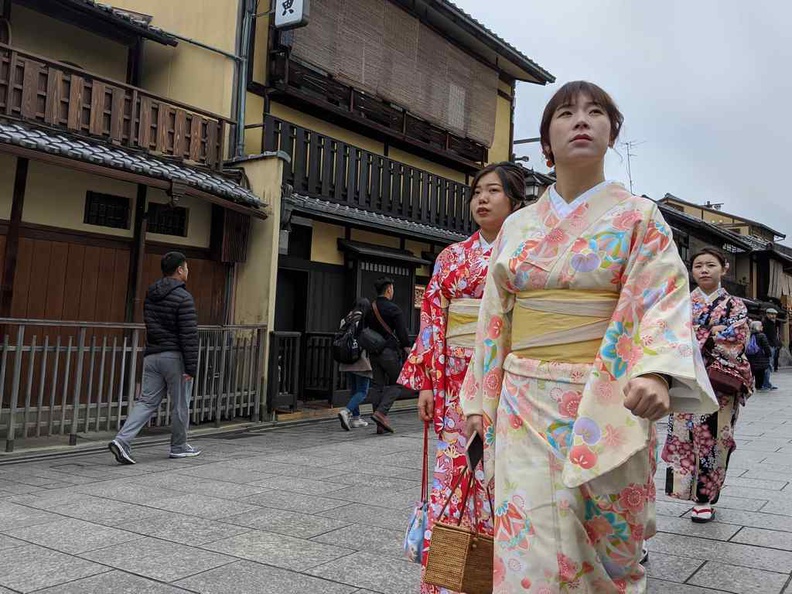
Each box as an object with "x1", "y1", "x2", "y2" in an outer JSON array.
[
  {"x1": 0, "y1": 44, "x2": 232, "y2": 169},
  {"x1": 263, "y1": 115, "x2": 474, "y2": 236}
]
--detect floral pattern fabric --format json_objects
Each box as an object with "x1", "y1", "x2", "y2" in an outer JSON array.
[
  {"x1": 663, "y1": 288, "x2": 753, "y2": 503},
  {"x1": 459, "y1": 183, "x2": 718, "y2": 593},
  {"x1": 398, "y1": 231, "x2": 494, "y2": 594}
]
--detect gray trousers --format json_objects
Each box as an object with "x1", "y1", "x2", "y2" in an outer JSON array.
[
  {"x1": 116, "y1": 352, "x2": 193, "y2": 451},
  {"x1": 369, "y1": 347, "x2": 403, "y2": 416}
]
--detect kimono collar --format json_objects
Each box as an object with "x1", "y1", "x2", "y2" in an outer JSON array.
[
  {"x1": 549, "y1": 180, "x2": 615, "y2": 219},
  {"x1": 692, "y1": 285, "x2": 727, "y2": 304},
  {"x1": 478, "y1": 233, "x2": 493, "y2": 252}
]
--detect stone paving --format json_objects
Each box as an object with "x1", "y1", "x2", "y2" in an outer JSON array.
[{"x1": 1, "y1": 373, "x2": 792, "y2": 593}]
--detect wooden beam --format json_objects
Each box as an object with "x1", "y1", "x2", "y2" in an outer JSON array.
[
  {"x1": 0, "y1": 156, "x2": 28, "y2": 317},
  {"x1": 125, "y1": 184, "x2": 147, "y2": 323}
]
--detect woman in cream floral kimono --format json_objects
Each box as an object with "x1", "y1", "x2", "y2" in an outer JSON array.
[{"x1": 460, "y1": 81, "x2": 718, "y2": 593}]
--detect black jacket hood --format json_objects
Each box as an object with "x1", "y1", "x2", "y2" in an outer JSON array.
[{"x1": 147, "y1": 277, "x2": 185, "y2": 303}]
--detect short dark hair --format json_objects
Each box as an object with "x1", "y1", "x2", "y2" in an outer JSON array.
[
  {"x1": 469, "y1": 162, "x2": 526, "y2": 209},
  {"x1": 161, "y1": 251, "x2": 187, "y2": 276},
  {"x1": 374, "y1": 276, "x2": 394, "y2": 296},
  {"x1": 691, "y1": 247, "x2": 727, "y2": 268},
  {"x1": 540, "y1": 81, "x2": 624, "y2": 165}
]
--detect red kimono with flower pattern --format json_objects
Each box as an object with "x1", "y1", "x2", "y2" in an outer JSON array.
[{"x1": 398, "y1": 231, "x2": 494, "y2": 594}]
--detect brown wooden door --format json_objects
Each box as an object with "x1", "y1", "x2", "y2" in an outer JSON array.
[
  {"x1": 11, "y1": 237, "x2": 130, "y2": 322},
  {"x1": 139, "y1": 253, "x2": 228, "y2": 325}
]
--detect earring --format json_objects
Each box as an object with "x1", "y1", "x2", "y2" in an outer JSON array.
[{"x1": 545, "y1": 158, "x2": 553, "y2": 168}]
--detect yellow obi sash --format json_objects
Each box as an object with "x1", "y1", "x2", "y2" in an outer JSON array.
[
  {"x1": 511, "y1": 289, "x2": 618, "y2": 363},
  {"x1": 444, "y1": 298, "x2": 482, "y2": 349}
]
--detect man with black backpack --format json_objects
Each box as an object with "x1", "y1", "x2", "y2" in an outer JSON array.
[{"x1": 363, "y1": 277, "x2": 411, "y2": 434}]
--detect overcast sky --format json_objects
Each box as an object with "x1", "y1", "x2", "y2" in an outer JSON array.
[{"x1": 452, "y1": 0, "x2": 790, "y2": 241}]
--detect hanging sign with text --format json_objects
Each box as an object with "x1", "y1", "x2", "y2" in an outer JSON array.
[{"x1": 275, "y1": 0, "x2": 310, "y2": 30}]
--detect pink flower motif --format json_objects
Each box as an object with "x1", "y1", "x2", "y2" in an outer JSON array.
[
  {"x1": 631, "y1": 523, "x2": 645, "y2": 542},
  {"x1": 613, "y1": 210, "x2": 643, "y2": 230},
  {"x1": 593, "y1": 379, "x2": 619, "y2": 405},
  {"x1": 603, "y1": 424, "x2": 627, "y2": 448},
  {"x1": 570, "y1": 444, "x2": 598, "y2": 469},
  {"x1": 488, "y1": 317, "x2": 503, "y2": 339},
  {"x1": 615, "y1": 334, "x2": 642, "y2": 368},
  {"x1": 584, "y1": 516, "x2": 615, "y2": 543},
  {"x1": 483, "y1": 369, "x2": 502, "y2": 395},
  {"x1": 557, "y1": 553, "x2": 579, "y2": 583},
  {"x1": 509, "y1": 413, "x2": 523, "y2": 430},
  {"x1": 546, "y1": 228, "x2": 569, "y2": 245},
  {"x1": 558, "y1": 391, "x2": 582, "y2": 418},
  {"x1": 618, "y1": 484, "x2": 646, "y2": 514}
]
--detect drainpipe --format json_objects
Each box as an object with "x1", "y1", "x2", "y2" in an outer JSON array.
[
  {"x1": 234, "y1": 0, "x2": 258, "y2": 159},
  {"x1": 163, "y1": 0, "x2": 257, "y2": 160}
]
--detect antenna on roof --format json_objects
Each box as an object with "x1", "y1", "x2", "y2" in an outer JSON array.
[{"x1": 620, "y1": 140, "x2": 645, "y2": 194}]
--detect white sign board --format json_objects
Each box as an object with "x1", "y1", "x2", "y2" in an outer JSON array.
[{"x1": 275, "y1": 0, "x2": 309, "y2": 30}]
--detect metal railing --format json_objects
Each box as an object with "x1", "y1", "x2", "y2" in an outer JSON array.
[{"x1": 0, "y1": 319, "x2": 266, "y2": 452}]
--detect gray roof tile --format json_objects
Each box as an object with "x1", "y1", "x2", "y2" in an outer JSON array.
[
  {"x1": 288, "y1": 193, "x2": 466, "y2": 243},
  {"x1": 0, "y1": 121, "x2": 263, "y2": 209}
]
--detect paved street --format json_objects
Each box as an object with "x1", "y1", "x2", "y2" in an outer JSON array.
[{"x1": 2, "y1": 374, "x2": 792, "y2": 593}]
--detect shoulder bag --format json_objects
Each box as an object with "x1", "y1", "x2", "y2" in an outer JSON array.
[{"x1": 359, "y1": 302, "x2": 396, "y2": 355}]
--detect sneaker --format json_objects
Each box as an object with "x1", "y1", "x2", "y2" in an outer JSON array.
[
  {"x1": 771, "y1": 386, "x2": 779, "y2": 391},
  {"x1": 169, "y1": 445, "x2": 202, "y2": 459},
  {"x1": 338, "y1": 409, "x2": 352, "y2": 431},
  {"x1": 108, "y1": 439, "x2": 135, "y2": 465},
  {"x1": 691, "y1": 505, "x2": 714, "y2": 523},
  {"x1": 350, "y1": 417, "x2": 369, "y2": 428}
]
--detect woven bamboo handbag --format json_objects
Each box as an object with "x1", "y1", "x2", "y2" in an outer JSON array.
[{"x1": 424, "y1": 468, "x2": 494, "y2": 594}]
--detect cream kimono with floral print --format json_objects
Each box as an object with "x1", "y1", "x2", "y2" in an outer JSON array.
[{"x1": 460, "y1": 183, "x2": 717, "y2": 593}]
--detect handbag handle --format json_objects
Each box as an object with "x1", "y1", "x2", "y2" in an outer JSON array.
[
  {"x1": 420, "y1": 422, "x2": 430, "y2": 502},
  {"x1": 435, "y1": 466, "x2": 494, "y2": 533}
]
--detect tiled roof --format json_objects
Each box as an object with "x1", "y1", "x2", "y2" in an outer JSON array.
[
  {"x1": 287, "y1": 193, "x2": 467, "y2": 244},
  {"x1": 661, "y1": 193, "x2": 785, "y2": 240},
  {"x1": 0, "y1": 121, "x2": 263, "y2": 208},
  {"x1": 438, "y1": 0, "x2": 554, "y2": 83},
  {"x1": 65, "y1": 0, "x2": 178, "y2": 45}
]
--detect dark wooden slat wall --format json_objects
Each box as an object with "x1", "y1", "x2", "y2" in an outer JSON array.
[{"x1": 263, "y1": 115, "x2": 473, "y2": 236}]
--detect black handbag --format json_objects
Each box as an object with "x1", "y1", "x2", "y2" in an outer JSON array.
[
  {"x1": 359, "y1": 302, "x2": 397, "y2": 355},
  {"x1": 359, "y1": 327, "x2": 386, "y2": 355}
]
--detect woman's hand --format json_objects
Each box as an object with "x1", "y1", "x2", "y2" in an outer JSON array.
[
  {"x1": 418, "y1": 389, "x2": 434, "y2": 422},
  {"x1": 624, "y1": 375, "x2": 671, "y2": 421},
  {"x1": 466, "y1": 414, "x2": 485, "y2": 440}
]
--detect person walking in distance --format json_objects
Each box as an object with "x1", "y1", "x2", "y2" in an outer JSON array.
[
  {"x1": 366, "y1": 277, "x2": 411, "y2": 434},
  {"x1": 109, "y1": 251, "x2": 201, "y2": 464},
  {"x1": 747, "y1": 320, "x2": 773, "y2": 392},
  {"x1": 762, "y1": 308, "x2": 780, "y2": 390}
]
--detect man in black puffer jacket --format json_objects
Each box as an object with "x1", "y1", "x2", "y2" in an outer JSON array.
[{"x1": 109, "y1": 252, "x2": 201, "y2": 464}]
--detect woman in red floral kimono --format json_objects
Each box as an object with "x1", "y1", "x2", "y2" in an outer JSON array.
[
  {"x1": 663, "y1": 247, "x2": 753, "y2": 522},
  {"x1": 398, "y1": 161, "x2": 525, "y2": 593}
]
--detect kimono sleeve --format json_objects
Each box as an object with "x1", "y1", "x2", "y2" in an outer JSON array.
[
  {"x1": 564, "y1": 203, "x2": 718, "y2": 488},
  {"x1": 398, "y1": 260, "x2": 443, "y2": 394},
  {"x1": 460, "y1": 232, "x2": 514, "y2": 424},
  {"x1": 620, "y1": 205, "x2": 719, "y2": 414}
]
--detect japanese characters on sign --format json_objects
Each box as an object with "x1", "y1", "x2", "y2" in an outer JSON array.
[{"x1": 274, "y1": 0, "x2": 310, "y2": 30}]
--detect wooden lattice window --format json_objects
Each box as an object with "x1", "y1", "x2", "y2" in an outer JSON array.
[
  {"x1": 83, "y1": 192, "x2": 130, "y2": 229},
  {"x1": 148, "y1": 202, "x2": 188, "y2": 237}
]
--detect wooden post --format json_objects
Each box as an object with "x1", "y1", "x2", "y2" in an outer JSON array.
[
  {"x1": 0, "y1": 157, "x2": 28, "y2": 318},
  {"x1": 125, "y1": 184, "x2": 147, "y2": 322}
]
